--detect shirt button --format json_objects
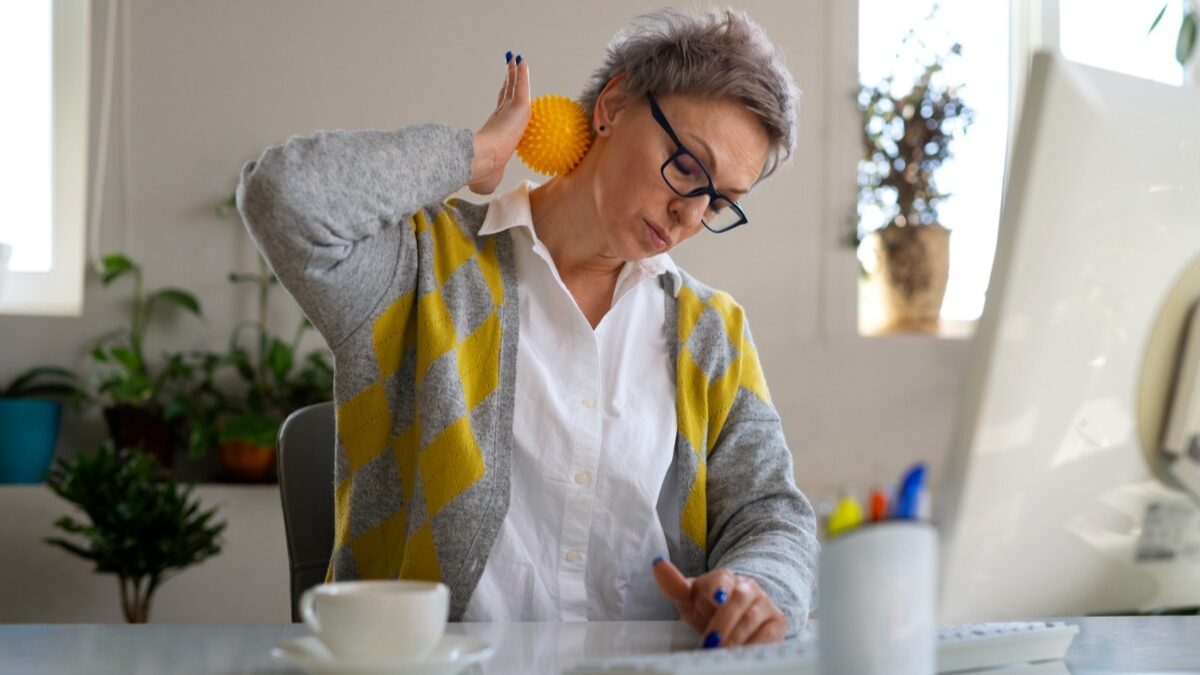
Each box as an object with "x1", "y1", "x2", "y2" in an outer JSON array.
[
  {"x1": 565, "y1": 549, "x2": 582, "y2": 563},
  {"x1": 574, "y1": 470, "x2": 591, "y2": 486},
  {"x1": 581, "y1": 396, "x2": 596, "y2": 409}
]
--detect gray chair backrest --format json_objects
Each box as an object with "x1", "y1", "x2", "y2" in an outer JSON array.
[{"x1": 277, "y1": 401, "x2": 336, "y2": 622}]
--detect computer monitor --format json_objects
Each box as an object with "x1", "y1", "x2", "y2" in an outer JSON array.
[{"x1": 938, "y1": 50, "x2": 1200, "y2": 623}]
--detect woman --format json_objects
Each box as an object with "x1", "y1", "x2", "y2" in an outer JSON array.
[{"x1": 237, "y1": 6, "x2": 818, "y2": 648}]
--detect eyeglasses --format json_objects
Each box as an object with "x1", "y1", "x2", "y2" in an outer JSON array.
[{"x1": 646, "y1": 92, "x2": 749, "y2": 233}]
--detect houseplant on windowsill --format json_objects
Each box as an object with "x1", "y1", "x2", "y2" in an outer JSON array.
[
  {"x1": 80, "y1": 253, "x2": 205, "y2": 471},
  {"x1": 0, "y1": 366, "x2": 80, "y2": 483},
  {"x1": 43, "y1": 441, "x2": 226, "y2": 622},
  {"x1": 856, "y1": 18, "x2": 975, "y2": 333}
]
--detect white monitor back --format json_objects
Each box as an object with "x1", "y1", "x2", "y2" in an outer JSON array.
[{"x1": 938, "y1": 51, "x2": 1200, "y2": 623}]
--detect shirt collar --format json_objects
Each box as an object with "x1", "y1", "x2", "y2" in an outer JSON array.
[{"x1": 479, "y1": 179, "x2": 682, "y2": 297}]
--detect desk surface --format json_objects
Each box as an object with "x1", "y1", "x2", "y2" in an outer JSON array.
[{"x1": 2, "y1": 617, "x2": 1198, "y2": 674}]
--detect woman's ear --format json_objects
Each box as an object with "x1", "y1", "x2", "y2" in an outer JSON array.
[{"x1": 593, "y1": 72, "x2": 635, "y2": 134}]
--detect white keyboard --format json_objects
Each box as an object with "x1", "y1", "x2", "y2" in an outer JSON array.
[{"x1": 566, "y1": 621, "x2": 1080, "y2": 675}]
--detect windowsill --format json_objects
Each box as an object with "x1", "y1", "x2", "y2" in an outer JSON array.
[{"x1": 856, "y1": 275, "x2": 978, "y2": 340}]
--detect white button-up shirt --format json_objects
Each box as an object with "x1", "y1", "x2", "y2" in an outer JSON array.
[{"x1": 462, "y1": 180, "x2": 682, "y2": 621}]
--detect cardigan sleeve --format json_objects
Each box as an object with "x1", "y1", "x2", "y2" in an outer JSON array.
[
  {"x1": 234, "y1": 123, "x2": 476, "y2": 348},
  {"x1": 704, "y1": 318, "x2": 821, "y2": 638}
]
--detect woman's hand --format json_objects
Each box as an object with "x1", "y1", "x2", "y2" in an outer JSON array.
[
  {"x1": 470, "y1": 52, "x2": 531, "y2": 195},
  {"x1": 652, "y1": 557, "x2": 788, "y2": 648}
]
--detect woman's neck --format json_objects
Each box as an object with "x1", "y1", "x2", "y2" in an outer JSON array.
[{"x1": 527, "y1": 168, "x2": 625, "y2": 286}]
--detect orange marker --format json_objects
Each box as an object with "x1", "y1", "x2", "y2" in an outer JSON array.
[{"x1": 868, "y1": 489, "x2": 889, "y2": 522}]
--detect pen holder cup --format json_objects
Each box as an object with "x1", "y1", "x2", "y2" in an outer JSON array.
[{"x1": 817, "y1": 521, "x2": 938, "y2": 675}]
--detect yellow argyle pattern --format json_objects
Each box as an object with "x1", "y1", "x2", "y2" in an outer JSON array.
[
  {"x1": 674, "y1": 283, "x2": 772, "y2": 552},
  {"x1": 326, "y1": 200, "x2": 504, "y2": 583},
  {"x1": 323, "y1": 200, "x2": 767, "y2": 585}
]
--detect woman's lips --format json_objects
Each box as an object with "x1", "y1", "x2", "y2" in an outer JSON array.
[{"x1": 644, "y1": 219, "x2": 669, "y2": 250}]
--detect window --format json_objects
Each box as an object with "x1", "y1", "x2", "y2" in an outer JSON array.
[
  {"x1": 855, "y1": 0, "x2": 1189, "y2": 336},
  {"x1": 0, "y1": 0, "x2": 90, "y2": 316},
  {"x1": 857, "y1": 0, "x2": 1010, "y2": 333}
]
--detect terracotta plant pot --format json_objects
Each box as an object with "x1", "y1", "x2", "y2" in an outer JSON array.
[
  {"x1": 217, "y1": 440, "x2": 277, "y2": 482},
  {"x1": 871, "y1": 223, "x2": 951, "y2": 333}
]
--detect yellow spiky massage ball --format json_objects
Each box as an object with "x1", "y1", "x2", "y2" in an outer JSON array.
[{"x1": 516, "y1": 94, "x2": 593, "y2": 176}]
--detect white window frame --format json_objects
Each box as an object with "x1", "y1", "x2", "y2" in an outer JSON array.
[
  {"x1": 824, "y1": 0, "x2": 1057, "y2": 340},
  {"x1": 0, "y1": 0, "x2": 90, "y2": 317}
]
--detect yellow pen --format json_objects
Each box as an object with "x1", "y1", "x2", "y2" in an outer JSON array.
[{"x1": 827, "y1": 494, "x2": 865, "y2": 538}]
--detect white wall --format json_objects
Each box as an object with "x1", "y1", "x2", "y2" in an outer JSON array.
[
  {"x1": 0, "y1": 0, "x2": 971, "y2": 621},
  {"x1": 0, "y1": 486, "x2": 288, "y2": 622}
]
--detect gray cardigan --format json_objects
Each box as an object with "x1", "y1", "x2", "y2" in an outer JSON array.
[{"x1": 236, "y1": 122, "x2": 819, "y2": 635}]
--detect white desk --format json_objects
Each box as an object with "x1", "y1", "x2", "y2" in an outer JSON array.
[{"x1": 2, "y1": 617, "x2": 1198, "y2": 673}]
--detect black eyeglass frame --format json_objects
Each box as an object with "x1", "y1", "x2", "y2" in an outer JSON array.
[{"x1": 645, "y1": 92, "x2": 749, "y2": 233}]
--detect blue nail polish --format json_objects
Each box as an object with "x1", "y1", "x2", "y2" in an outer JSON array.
[
  {"x1": 713, "y1": 588, "x2": 728, "y2": 605},
  {"x1": 506, "y1": 51, "x2": 513, "y2": 64},
  {"x1": 516, "y1": 54, "x2": 523, "y2": 65},
  {"x1": 702, "y1": 631, "x2": 721, "y2": 649},
  {"x1": 651, "y1": 556, "x2": 664, "y2": 566}
]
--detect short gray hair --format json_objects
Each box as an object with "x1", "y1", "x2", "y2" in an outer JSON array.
[{"x1": 579, "y1": 5, "x2": 801, "y2": 187}]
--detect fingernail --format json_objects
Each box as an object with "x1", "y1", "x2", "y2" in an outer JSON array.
[
  {"x1": 651, "y1": 556, "x2": 664, "y2": 566},
  {"x1": 506, "y1": 51, "x2": 513, "y2": 64},
  {"x1": 702, "y1": 631, "x2": 721, "y2": 649},
  {"x1": 516, "y1": 54, "x2": 523, "y2": 65},
  {"x1": 713, "y1": 588, "x2": 728, "y2": 605}
]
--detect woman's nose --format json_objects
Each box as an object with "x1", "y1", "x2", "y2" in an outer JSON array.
[{"x1": 670, "y1": 196, "x2": 709, "y2": 230}]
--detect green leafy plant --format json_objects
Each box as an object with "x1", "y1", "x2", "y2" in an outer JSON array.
[
  {"x1": 163, "y1": 348, "x2": 237, "y2": 459},
  {"x1": 1, "y1": 366, "x2": 79, "y2": 400},
  {"x1": 84, "y1": 253, "x2": 205, "y2": 410},
  {"x1": 75, "y1": 253, "x2": 209, "y2": 467},
  {"x1": 43, "y1": 441, "x2": 226, "y2": 623},
  {"x1": 220, "y1": 260, "x2": 332, "y2": 448},
  {"x1": 855, "y1": 8, "x2": 975, "y2": 251},
  {"x1": 181, "y1": 192, "x2": 332, "y2": 461}
]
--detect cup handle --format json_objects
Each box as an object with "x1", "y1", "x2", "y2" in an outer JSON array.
[{"x1": 299, "y1": 588, "x2": 320, "y2": 633}]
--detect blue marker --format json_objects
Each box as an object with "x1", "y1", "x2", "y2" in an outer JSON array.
[{"x1": 892, "y1": 463, "x2": 927, "y2": 520}]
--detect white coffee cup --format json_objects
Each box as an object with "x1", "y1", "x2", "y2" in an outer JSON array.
[
  {"x1": 817, "y1": 521, "x2": 938, "y2": 675},
  {"x1": 299, "y1": 580, "x2": 450, "y2": 661}
]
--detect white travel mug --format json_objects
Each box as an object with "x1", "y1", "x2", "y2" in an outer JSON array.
[{"x1": 817, "y1": 521, "x2": 937, "y2": 675}]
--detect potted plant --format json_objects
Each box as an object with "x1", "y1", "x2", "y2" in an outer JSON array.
[
  {"x1": 80, "y1": 253, "x2": 205, "y2": 470},
  {"x1": 0, "y1": 366, "x2": 79, "y2": 483},
  {"x1": 190, "y1": 194, "x2": 333, "y2": 482},
  {"x1": 856, "y1": 12, "x2": 975, "y2": 333},
  {"x1": 43, "y1": 441, "x2": 226, "y2": 622}
]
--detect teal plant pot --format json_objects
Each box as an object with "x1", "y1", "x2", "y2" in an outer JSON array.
[{"x1": 0, "y1": 399, "x2": 62, "y2": 483}]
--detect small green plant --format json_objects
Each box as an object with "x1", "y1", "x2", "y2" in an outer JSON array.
[
  {"x1": 1, "y1": 366, "x2": 79, "y2": 400},
  {"x1": 43, "y1": 441, "x2": 226, "y2": 623},
  {"x1": 84, "y1": 253, "x2": 205, "y2": 410},
  {"x1": 77, "y1": 253, "x2": 210, "y2": 465},
  {"x1": 182, "y1": 192, "x2": 332, "y2": 459},
  {"x1": 221, "y1": 257, "x2": 333, "y2": 449}
]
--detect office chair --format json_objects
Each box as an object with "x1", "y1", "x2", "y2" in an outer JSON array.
[{"x1": 277, "y1": 401, "x2": 335, "y2": 622}]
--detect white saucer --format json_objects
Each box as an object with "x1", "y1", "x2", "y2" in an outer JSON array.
[{"x1": 270, "y1": 633, "x2": 494, "y2": 675}]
